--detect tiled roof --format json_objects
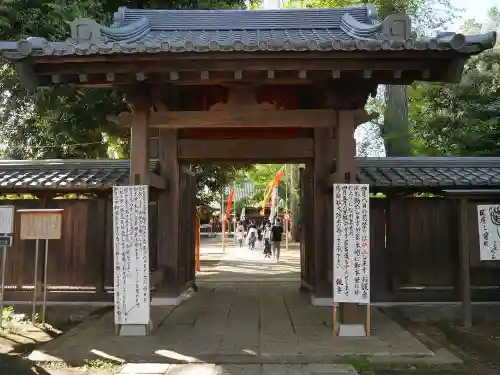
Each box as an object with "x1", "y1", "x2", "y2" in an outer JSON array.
[
  {"x1": 0, "y1": 5, "x2": 496, "y2": 59},
  {"x1": 0, "y1": 157, "x2": 500, "y2": 192},
  {"x1": 0, "y1": 159, "x2": 157, "y2": 191},
  {"x1": 357, "y1": 157, "x2": 500, "y2": 188}
]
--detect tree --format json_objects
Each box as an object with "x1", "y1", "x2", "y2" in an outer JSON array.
[
  {"x1": 0, "y1": 0, "x2": 246, "y2": 204},
  {"x1": 409, "y1": 7, "x2": 500, "y2": 156},
  {"x1": 284, "y1": 0, "x2": 460, "y2": 156}
]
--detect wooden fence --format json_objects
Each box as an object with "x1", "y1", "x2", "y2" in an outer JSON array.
[
  {"x1": 2, "y1": 198, "x2": 157, "y2": 302},
  {"x1": 2, "y1": 196, "x2": 500, "y2": 302}
]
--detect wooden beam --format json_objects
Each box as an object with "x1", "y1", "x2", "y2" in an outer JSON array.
[
  {"x1": 148, "y1": 172, "x2": 166, "y2": 190},
  {"x1": 129, "y1": 90, "x2": 150, "y2": 185},
  {"x1": 113, "y1": 109, "x2": 337, "y2": 128},
  {"x1": 35, "y1": 58, "x2": 436, "y2": 76},
  {"x1": 178, "y1": 138, "x2": 313, "y2": 160}
]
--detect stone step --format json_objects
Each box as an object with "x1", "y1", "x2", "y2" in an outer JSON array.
[{"x1": 118, "y1": 363, "x2": 359, "y2": 375}]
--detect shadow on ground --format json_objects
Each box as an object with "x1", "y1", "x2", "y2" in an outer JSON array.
[{"x1": 0, "y1": 353, "x2": 52, "y2": 375}]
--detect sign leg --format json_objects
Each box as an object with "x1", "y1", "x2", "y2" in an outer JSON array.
[
  {"x1": 0, "y1": 246, "x2": 6, "y2": 330},
  {"x1": 41, "y1": 240, "x2": 49, "y2": 324},
  {"x1": 366, "y1": 304, "x2": 371, "y2": 337},
  {"x1": 332, "y1": 303, "x2": 338, "y2": 336},
  {"x1": 32, "y1": 239, "x2": 39, "y2": 325}
]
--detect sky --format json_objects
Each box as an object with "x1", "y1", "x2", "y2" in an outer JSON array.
[
  {"x1": 262, "y1": 0, "x2": 500, "y2": 30},
  {"x1": 451, "y1": 0, "x2": 500, "y2": 30}
]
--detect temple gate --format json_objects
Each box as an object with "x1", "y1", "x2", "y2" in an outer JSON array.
[{"x1": 0, "y1": 4, "x2": 495, "y2": 330}]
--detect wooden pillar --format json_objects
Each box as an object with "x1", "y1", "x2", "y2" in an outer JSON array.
[
  {"x1": 333, "y1": 110, "x2": 365, "y2": 326},
  {"x1": 157, "y1": 129, "x2": 180, "y2": 295},
  {"x1": 129, "y1": 87, "x2": 151, "y2": 185},
  {"x1": 458, "y1": 198, "x2": 472, "y2": 327},
  {"x1": 313, "y1": 126, "x2": 335, "y2": 298}
]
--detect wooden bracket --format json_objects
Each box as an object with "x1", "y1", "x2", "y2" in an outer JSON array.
[{"x1": 148, "y1": 172, "x2": 166, "y2": 190}]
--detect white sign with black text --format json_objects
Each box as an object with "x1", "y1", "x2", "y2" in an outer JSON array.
[
  {"x1": 113, "y1": 185, "x2": 150, "y2": 326},
  {"x1": 333, "y1": 184, "x2": 370, "y2": 304},
  {"x1": 477, "y1": 205, "x2": 500, "y2": 261}
]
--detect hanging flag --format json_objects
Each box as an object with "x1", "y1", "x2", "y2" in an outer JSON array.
[
  {"x1": 261, "y1": 170, "x2": 285, "y2": 213},
  {"x1": 269, "y1": 186, "x2": 279, "y2": 222},
  {"x1": 234, "y1": 180, "x2": 254, "y2": 201},
  {"x1": 225, "y1": 187, "x2": 235, "y2": 222}
]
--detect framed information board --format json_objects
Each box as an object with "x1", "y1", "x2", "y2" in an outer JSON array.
[
  {"x1": 112, "y1": 185, "x2": 150, "y2": 326},
  {"x1": 333, "y1": 184, "x2": 370, "y2": 304}
]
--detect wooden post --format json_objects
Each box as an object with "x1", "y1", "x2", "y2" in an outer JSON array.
[
  {"x1": 313, "y1": 126, "x2": 335, "y2": 298},
  {"x1": 157, "y1": 129, "x2": 180, "y2": 295},
  {"x1": 196, "y1": 215, "x2": 200, "y2": 272},
  {"x1": 334, "y1": 110, "x2": 364, "y2": 328},
  {"x1": 129, "y1": 87, "x2": 150, "y2": 185},
  {"x1": 459, "y1": 198, "x2": 472, "y2": 327}
]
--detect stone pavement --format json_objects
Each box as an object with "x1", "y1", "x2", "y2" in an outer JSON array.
[
  {"x1": 27, "y1": 241, "x2": 459, "y2": 374},
  {"x1": 29, "y1": 281, "x2": 441, "y2": 364},
  {"x1": 196, "y1": 238, "x2": 301, "y2": 282}
]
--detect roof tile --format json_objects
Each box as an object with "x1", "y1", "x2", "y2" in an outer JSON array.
[
  {"x1": 0, "y1": 5, "x2": 496, "y2": 59},
  {"x1": 0, "y1": 157, "x2": 498, "y2": 191}
]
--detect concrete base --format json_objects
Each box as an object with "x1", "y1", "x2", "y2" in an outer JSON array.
[
  {"x1": 118, "y1": 320, "x2": 154, "y2": 337},
  {"x1": 310, "y1": 295, "x2": 333, "y2": 307},
  {"x1": 338, "y1": 324, "x2": 367, "y2": 337}
]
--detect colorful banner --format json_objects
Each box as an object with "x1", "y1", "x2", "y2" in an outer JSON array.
[{"x1": 261, "y1": 170, "x2": 285, "y2": 214}]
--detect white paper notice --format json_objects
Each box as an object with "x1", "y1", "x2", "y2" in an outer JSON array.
[
  {"x1": 477, "y1": 205, "x2": 500, "y2": 261},
  {"x1": 333, "y1": 184, "x2": 370, "y2": 304},
  {"x1": 113, "y1": 185, "x2": 150, "y2": 325},
  {"x1": 0, "y1": 206, "x2": 14, "y2": 234}
]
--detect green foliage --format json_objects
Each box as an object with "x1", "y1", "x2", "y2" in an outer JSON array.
[
  {"x1": 0, "y1": 0, "x2": 246, "y2": 204},
  {"x1": 284, "y1": 0, "x2": 459, "y2": 30},
  {"x1": 235, "y1": 164, "x2": 282, "y2": 204},
  {"x1": 409, "y1": 9, "x2": 500, "y2": 156}
]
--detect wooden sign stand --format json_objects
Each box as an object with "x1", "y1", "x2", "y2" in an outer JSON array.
[
  {"x1": 332, "y1": 303, "x2": 371, "y2": 337},
  {"x1": 112, "y1": 185, "x2": 152, "y2": 337},
  {"x1": 0, "y1": 205, "x2": 15, "y2": 330},
  {"x1": 332, "y1": 183, "x2": 371, "y2": 337},
  {"x1": 17, "y1": 209, "x2": 63, "y2": 325}
]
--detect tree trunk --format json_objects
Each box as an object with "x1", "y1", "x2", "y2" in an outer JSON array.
[
  {"x1": 290, "y1": 164, "x2": 300, "y2": 242},
  {"x1": 382, "y1": 84, "x2": 411, "y2": 156}
]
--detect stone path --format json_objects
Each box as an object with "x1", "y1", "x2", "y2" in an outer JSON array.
[
  {"x1": 26, "y1": 240, "x2": 459, "y2": 373},
  {"x1": 196, "y1": 239, "x2": 301, "y2": 282},
  {"x1": 29, "y1": 282, "x2": 438, "y2": 364}
]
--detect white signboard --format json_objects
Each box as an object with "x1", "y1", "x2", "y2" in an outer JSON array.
[
  {"x1": 0, "y1": 206, "x2": 14, "y2": 234},
  {"x1": 477, "y1": 205, "x2": 500, "y2": 261},
  {"x1": 333, "y1": 184, "x2": 370, "y2": 304},
  {"x1": 113, "y1": 185, "x2": 150, "y2": 325}
]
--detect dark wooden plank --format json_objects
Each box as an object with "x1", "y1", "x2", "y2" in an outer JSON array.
[
  {"x1": 313, "y1": 127, "x2": 335, "y2": 298},
  {"x1": 178, "y1": 139, "x2": 313, "y2": 160},
  {"x1": 114, "y1": 109, "x2": 338, "y2": 128},
  {"x1": 157, "y1": 129, "x2": 181, "y2": 295},
  {"x1": 34, "y1": 50, "x2": 461, "y2": 65},
  {"x1": 370, "y1": 199, "x2": 389, "y2": 301},
  {"x1": 35, "y1": 58, "x2": 437, "y2": 75},
  {"x1": 459, "y1": 198, "x2": 472, "y2": 327}
]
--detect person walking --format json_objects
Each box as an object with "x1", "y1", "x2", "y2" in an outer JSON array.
[
  {"x1": 271, "y1": 219, "x2": 284, "y2": 262},
  {"x1": 263, "y1": 222, "x2": 272, "y2": 258},
  {"x1": 235, "y1": 221, "x2": 245, "y2": 248}
]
